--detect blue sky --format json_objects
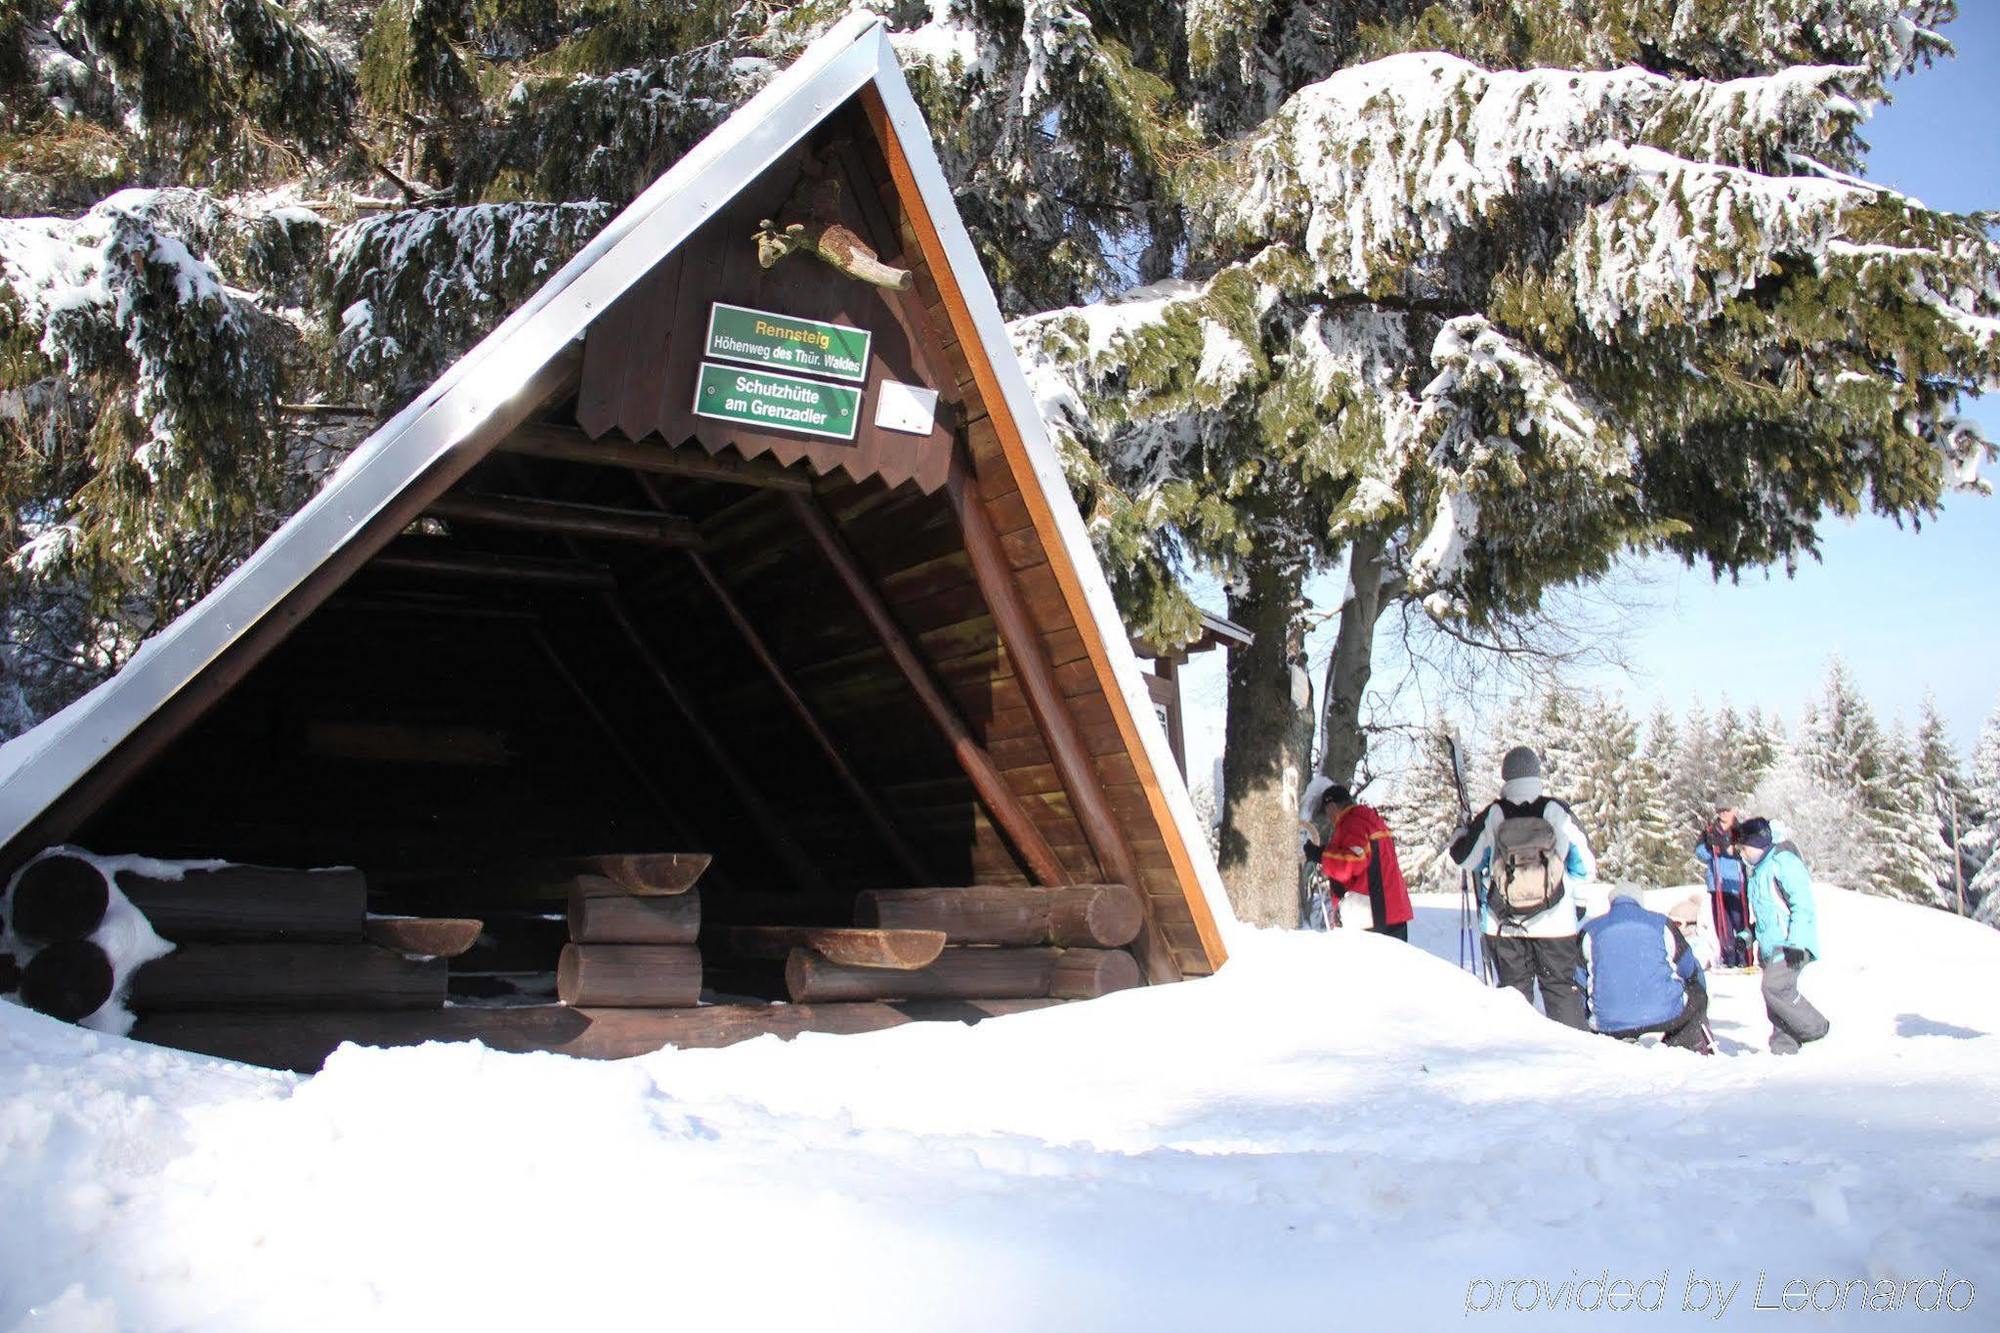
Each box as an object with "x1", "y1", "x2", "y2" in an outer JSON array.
[{"x1": 1179, "y1": 12, "x2": 2000, "y2": 787}]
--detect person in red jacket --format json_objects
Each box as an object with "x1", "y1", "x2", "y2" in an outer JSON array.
[{"x1": 1305, "y1": 785, "x2": 1414, "y2": 940}]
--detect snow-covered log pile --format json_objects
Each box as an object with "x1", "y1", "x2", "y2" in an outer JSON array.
[{"x1": 0, "y1": 849, "x2": 456, "y2": 1030}]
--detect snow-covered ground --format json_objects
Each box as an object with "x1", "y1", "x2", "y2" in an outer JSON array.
[{"x1": 3, "y1": 885, "x2": 1996, "y2": 1330}]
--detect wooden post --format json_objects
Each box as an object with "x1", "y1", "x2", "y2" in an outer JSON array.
[
  {"x1": 596, "y1": 593, "x2": 829, "y2": 896},
  {"x1": 556, "y1": 943, "x2": 702, "y2": 1007},
  {"x1": 659, "y1": 477, "x2": 927, "y2": 885},
  {"x1": 568, "y1": 882, "x2": 701, "y2": 944},
  {"x1": 786, "y1": 490, "x2": 1071, "y2": 888},
  {"x1": 854, "y1": 884, "x2": 1142, "y2": 948},
  {"x1": 945, "y1": 459, "x2": 1179, "y2": 984}
]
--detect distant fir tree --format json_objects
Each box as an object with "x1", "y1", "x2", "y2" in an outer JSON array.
[
  {"x1": 1739, "y1": 705, "x2": 1786, "y2": 792},
  {"x1": 1964, "y1": 698, "x2": 2000, "y2": 926},
  {"x1": 1793, "y1": 659, "x2": 1943, "y2": 904},
  {"x1": 1387, "y1": 725, "x2": 1470, "y2": 891},
  {"x1": 1669, "y1": 702, "x2": 1729, "y2": 834},
  {"x1": 1876, "y1": 721, "x2": 1952, "y2": 908},
  {"x1": 1915, "y1": 692, "x2": 1975, "y2": 909}
]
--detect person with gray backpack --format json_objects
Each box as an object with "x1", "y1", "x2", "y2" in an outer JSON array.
[{"x1": 1448, "y1": 746, "x2": 1598, "y2": 1030}]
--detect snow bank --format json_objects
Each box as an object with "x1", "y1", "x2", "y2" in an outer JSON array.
[{"x1": 2, "y1": 886, "x2": 1995, "y2": 1329}]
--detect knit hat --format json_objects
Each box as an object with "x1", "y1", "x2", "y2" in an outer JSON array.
[
  {"x1": 1737, "y1": 818, "x2": 1774, "y2": 851},
  {"x1": 1500, "y1": 746, "x2": 1541, "y2": 781},
  {"x1": 1319, "y1": 784, "x2": 1353, "y2": 811}
]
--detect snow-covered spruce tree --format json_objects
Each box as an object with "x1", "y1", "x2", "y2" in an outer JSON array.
[
  {"x1": 1739, "y1": 704, "x2": 1786, "y2": 792},
  {"x1": 1963, "y1": 697, "x2": 2000, "y2": 924},
  {"x1": 0, "y1": 0, "x2": 803, "y2": 734},
  {"x1": 1668, "y1": 701, "x2": 1728, "y2": 834},
  {"x1": 1793, "y1": 658, "x2": 1944, "y2": 905},
  {"x1": 1003, "y1": 2, "x2": 1997, "y2": 922},
  {"x1": 1750, "y1": 734, "x2": 1874, "y2": 887},
  {"x1": 1875, "y1": 720, "x2": 1952, "y2": 907},
  {"x1": 1914, "y1": 691, "x2": 1974, "y2": 908},
  {"x1": 1386, "y1": 724, "x2": 1472, "y2": 890}
]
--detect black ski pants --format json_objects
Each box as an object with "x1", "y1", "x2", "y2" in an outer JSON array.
[
  {"x1": 1603, "y1": 978, "x2": 1710, "y2": 1051},
  {"x1": 1485, "y1": 934, "x2": 1589, "y2": 1030},
  {"x1": 1371, "y1": 921, "x2": 1409, "y2": 941}
]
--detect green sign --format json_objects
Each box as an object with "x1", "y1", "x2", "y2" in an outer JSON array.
[
  {"x1": 705, "y1": 302, "x2": 871, "y2": 383},
  {"x1": 692, "y1": 362, "x2": 861, "y2": 440}
]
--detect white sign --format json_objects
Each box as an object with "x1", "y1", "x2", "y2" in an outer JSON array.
[{"x1": 873, "y1": 380, "x2": 939, "y2": 435}]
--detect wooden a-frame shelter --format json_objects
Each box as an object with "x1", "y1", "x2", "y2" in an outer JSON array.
[{"x1": 0, "y1": 15, "x2": 1234, "y2": 1067}]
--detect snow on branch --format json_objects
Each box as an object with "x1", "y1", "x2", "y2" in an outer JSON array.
[{"x1": 328, "y1": 201, "x2": 610, "y2": 400}]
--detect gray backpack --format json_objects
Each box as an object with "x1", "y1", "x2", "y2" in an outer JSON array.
[{"x1": 1486, "y1": 797, "x2": 1565, "y2": 920}]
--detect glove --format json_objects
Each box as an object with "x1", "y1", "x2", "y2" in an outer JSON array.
[
  {"x1": 1301, "y1": 841, "x2": 1322, "y2": 863},
  {"x1": 1782, "y1": 946, "x2": 1807, "y2": 967}
]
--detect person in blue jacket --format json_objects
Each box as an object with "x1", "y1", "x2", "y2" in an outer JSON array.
[
  {"x1": 1694, "y1": 800, "x2": 1752, "y2": 966},
  {"x1": 1579, "y1": 889, "x2": 1711, "y2": 1052},
  {"x1": 1737, "y1": 817, "x2": 1830, "y2": 1055}
]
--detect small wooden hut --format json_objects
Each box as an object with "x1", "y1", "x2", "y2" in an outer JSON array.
[{"x1": 0, "y1": 15, "x2": 1232, "y2": 1070}]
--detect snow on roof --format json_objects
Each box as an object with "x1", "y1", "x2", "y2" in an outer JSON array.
[{"x1": 0, "y1": 14, "x2": 1238, "y2": 959}]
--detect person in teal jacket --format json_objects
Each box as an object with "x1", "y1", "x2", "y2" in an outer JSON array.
[{"x1": 1737, "y1": 818, "x2": 1829, "y2": 1055}]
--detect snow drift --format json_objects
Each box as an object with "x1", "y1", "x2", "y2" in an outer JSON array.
[{"x1": 2, "y1": 885, "x2": 1995, "y2": 1330}]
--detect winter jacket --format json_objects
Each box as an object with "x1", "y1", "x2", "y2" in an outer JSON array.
[
  {"x1": 1449, "y1": 776, "x2": 1597, "y2": 939},
  {"x1": 1320, "y1": 803, "x2": 1414, "y2": 927},
  {"x1": 1580, "y1": 896, "x2": 1703, "y2": 1033},
  {"x1": 1694, "y1": 837, "x2": 1747, "y2": 888},
  {"x1": 1746, "y1": 843, "x2": 1821, "y2": 962}
]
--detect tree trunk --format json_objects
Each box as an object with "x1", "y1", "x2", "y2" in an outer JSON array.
[
  {"x1": 1318, "y1": 528, "x2": 1397, "y2": 788},
  {"x1": 1219, "y1": 553, "x2": 1314, "y2": 927}
]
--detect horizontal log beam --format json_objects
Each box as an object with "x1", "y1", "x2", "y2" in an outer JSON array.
[
  {"x1": 117, "y1": 863, "x2": 368, "y2": 943},
  {"x1": 21, "y1": 939, "x2": 113, "y2": 1021},
  {"x1": 128, "y1": 942, "x2": 445, "y2": 1012},
  {"x1": 131, "y1": 999, "x2": 1066, "y2": 1072},
  {"x1": 427, "y1": 492, "x2": 701, "y2": 547},
  {"x1": 568, "y1": 883, "x2": 700, "y2": 944},
  {"x1": 500, "y1": 421, "x2": 814, "y2": 491},
  {"x1": 556, "y1": 943, "x2": 701, "y2": 1007},
  {"x1": 727, "y1": 927, "x2": 946, "y2": 971},
  {"x1": 365, "y1": 540, "x2": 617, "y2": 590},
  {"x1": 854, "y1": 884, "x2": 1143, "y2": 949},
  {"x1": 1049, "y1": 948, "x2": 1141, "y2": 999}
]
